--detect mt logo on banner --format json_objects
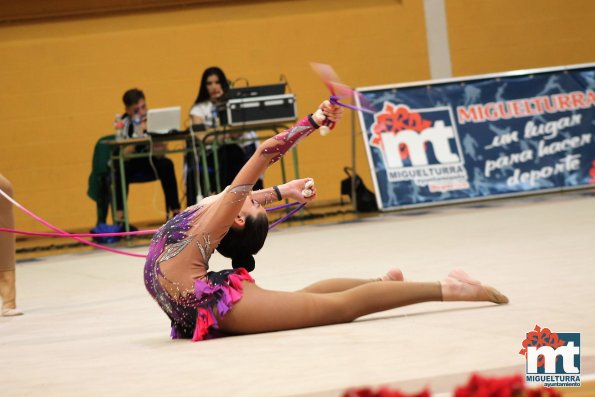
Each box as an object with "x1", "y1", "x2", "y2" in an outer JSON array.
[
  {"x1": 369, "y1": 103, "x2": 469, "y2": 193},
  {"x1": 520, "y1": 324, "x2": 581, "y2": 387}
]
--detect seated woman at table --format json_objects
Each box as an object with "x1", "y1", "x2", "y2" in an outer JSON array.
[
  {"x1": 188, "y1": 67, "x2": 262, "y2": 202},
  {"x1": 114, "y1": 88, "x2": 181, "y2": 220}
]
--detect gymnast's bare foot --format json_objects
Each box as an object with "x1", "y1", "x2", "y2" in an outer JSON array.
[
  {"x1": 381, "y1": 268, "x2": 404, "y2": 282},
  {"x1": 441, "y1": 269, "x2": 508, "y2": 304}
]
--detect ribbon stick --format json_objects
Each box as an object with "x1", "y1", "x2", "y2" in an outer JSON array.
[
  {"x1": 310, "y1": 63, "x2": 376, "y2": 115},
  {"x1": 266, "y1": 201, "x2": 306, "y2": 230},
  {"x1": 266, "y1": 201, "x2": 301, "y2": 212},
  {"x1": 268, "y1": 203, "x2": 306, "y2": 230}
]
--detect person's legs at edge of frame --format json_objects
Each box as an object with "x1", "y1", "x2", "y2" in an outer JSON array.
[{"x1": 0, "y1": 174, "x2": 23, "y2": 317}]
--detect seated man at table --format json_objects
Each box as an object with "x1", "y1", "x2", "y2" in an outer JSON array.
[{"x1": 114, "y1": 88, "x2": 181, "y2": 220}]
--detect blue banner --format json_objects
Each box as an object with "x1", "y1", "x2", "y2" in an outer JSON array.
[{"x1": 356, "y1": 64, "x2": 595, "y2": 210}]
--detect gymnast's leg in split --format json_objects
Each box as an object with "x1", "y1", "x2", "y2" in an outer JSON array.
[
  {"x1": 296, "y1": 268, "x2": 405, "y2": 293},
  {"x1": 218, "y1": 269, "x2": 508, "y2": 335}
]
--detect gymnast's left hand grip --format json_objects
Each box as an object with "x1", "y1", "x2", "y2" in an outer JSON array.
[{"x1": 313, "y1": 109, "x2": 335, "y2": 136}]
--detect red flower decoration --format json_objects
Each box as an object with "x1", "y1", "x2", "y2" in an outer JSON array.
[
  {"x1": 519, "y1": 325, "x2": 566, "y2": 368},
  {"x1": 370, "y1": 104, "x2": 432, "y2": 160},
  {"x1": 342, "y1": 386, "x2": 430, "y2": 397},
  {"x1": 454, "y1": 373, "x2": 562, "y2": 397},
  {"x1": 342, "y1": 374, "x2": 563, "y2": 397}
]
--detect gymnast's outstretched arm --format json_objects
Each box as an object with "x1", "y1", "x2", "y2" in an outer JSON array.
[
  {"x1": 233, "y1": 100, "x2": 340, "y2": 188},
  {"x1": 201, "y1": 101, "x2": 341, "y2": 233}
]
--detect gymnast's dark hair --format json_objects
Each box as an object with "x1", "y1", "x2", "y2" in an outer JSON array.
[
  {"x1": 193, "y1": 66, "x2": 231, "y2": 105},
  {"x1": 216, "y1": 213, "x2": 269, "y2": 272}
]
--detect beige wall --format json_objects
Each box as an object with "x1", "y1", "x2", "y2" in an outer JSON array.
[{"x1": 0, "y1": 0, "x2": 593, "y2": 232}]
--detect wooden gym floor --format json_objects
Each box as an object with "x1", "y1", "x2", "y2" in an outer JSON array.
[{"x1": 1, "y1": 191, "x2": 593, "y2": 396}]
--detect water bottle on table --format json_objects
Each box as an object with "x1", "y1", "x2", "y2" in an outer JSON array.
[
  {"x1": 114, "y1": 114, "x2": 125, "y2": 140},
  {"x1": 210, "y1": 107, "x2": 219, "y2": 129}
]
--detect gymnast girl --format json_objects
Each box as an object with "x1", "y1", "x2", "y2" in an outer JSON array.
[{"x1": 144, "y1": 100, "x2": 508, "y2": 341}]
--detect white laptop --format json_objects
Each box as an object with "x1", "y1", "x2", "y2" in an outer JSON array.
[{"x1": 146, "y1": 106, "x2": 181, "y2": 134}]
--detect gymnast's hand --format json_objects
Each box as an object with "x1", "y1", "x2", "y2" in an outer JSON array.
[
  {"x1": 312, "y1": 100, "x2": 343, "y2": 125},
  {"x1": 280, "y1": 178, "x2": 317, "y2": 204}
]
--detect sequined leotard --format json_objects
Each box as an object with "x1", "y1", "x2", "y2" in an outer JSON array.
[{"x1": 144, "y1": 115, "x2": 320, "y2": 341}]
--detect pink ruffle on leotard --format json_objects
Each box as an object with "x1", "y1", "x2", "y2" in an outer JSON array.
[{"x1": 190, "y1": 268, "x2": 254, "y2": 341}]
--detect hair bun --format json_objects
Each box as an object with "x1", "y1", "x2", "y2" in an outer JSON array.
[{"x1": 232, "y1": 255, "x2": 256, "y2": 272}]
